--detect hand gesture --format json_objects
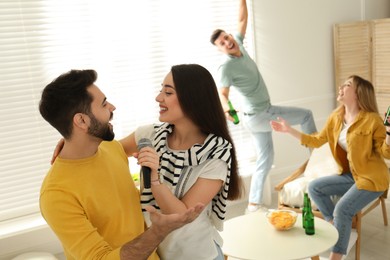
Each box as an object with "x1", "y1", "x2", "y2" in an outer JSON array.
[
  {"x1": 270, "y1": 117, "x2": 291, "y2": 133},
  {"x1": 146, "y1": 203, "x2": 205, "y2": 239}
]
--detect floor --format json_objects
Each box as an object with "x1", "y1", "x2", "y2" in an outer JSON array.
[{"x1": 224, "y1": 191, "x2": 390, "y2": 260}]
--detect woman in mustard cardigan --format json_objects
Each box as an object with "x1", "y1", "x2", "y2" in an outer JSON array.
[{"x1": 271, "y1": 75, "x2": 390, "y2": 260}]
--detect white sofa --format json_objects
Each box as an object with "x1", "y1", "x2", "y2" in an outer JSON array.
[{"x1": 278, "y1": 144, "x2": 339, "y2": 209}]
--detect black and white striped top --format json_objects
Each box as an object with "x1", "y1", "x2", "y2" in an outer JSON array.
[{"x1": 139, "y1": 123, "x2": 232, "y2": 230}]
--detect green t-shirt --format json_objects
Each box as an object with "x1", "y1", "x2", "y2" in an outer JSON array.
[{"x1": 217, "y1": 33, "x2": 270, "y2": 113}]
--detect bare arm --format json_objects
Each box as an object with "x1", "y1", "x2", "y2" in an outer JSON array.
[
  {"x1": 51, "y1": 133, "x2": 138, "y2": 163},
  {"x1": 270, "y1": 117, "x2": 302, "y2": 140},
  {"x1": 120, "y1": 204, "x2": 204, "y2": 259},
  {"x1": 136, "y1": 147, "x2": 224, "y2": 215},
  {"x1": 219, "y1": 87, "x2": 230, "y2": 111},
  {"x1": 119, "y1": 132, "x2": 138, "y2": 156},
  {"x1": 151, "y1": 178, "x2": 223, "y2": 215},
  {"x1": 219, "y1": 87, "x2": 236, "y2": 123},
  {"x1": 238, "y1": 0, "x2": 248, "y2": 37}
]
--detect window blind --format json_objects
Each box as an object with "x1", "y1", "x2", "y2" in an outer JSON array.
[{"x1": 0, "y1": 0, "x2": 255, "y2": 222}]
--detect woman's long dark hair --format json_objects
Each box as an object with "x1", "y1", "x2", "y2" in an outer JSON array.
[{"x1": 171, "y1": 64, "x2": 243, "y2": 200}]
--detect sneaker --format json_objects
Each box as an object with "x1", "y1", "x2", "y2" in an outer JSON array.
[
  {"x1": 247, "y1": 204, "x2": 268, "y2": 213},
  {"x1": 247, "y1": 204, "x2": 259, "y2": 212}
]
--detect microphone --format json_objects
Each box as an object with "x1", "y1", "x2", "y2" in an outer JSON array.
[{"x1": 137, "y1": 138, "x2": 153, "y2": 189}]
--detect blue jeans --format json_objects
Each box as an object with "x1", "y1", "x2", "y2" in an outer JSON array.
[
  {"x1": 244, "y1": 104, "x2": 317, "y2": 204},
  {"x1": 214, "y1": 241, "x2": 225, "y2": 260},
  {"x1": 308, "y1": 173, "x2": 383, "y2": 254}
]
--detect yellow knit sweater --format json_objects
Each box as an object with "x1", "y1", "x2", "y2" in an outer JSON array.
[{"x1": 40, "y1": 140, "x2": 158, "y2": 260}]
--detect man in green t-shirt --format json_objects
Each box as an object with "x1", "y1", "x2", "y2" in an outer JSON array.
[{"x1": 210, "y1": 0, "x2": 317, "y2": 212}]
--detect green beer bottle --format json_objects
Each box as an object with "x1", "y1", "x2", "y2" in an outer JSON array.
[
  {"x1": 227, "y1": 100, "x2": 240, "y2": 124},
  {"x1": 302, "y1": 192, "x2": 309, "y2": 228},
  {"x1": 304, "y1": 197, "x2": 315, "y2": 235}
]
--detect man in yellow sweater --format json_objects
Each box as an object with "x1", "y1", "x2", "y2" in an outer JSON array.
[{"x1": 39, "y1": 69, "x2": 204, "y2": 260}]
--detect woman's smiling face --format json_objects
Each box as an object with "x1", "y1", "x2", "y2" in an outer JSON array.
[
  {"x1": 155, "y1": 71, "x2": 185, "y2": 124},
  {"x1": 337, "y1": 77, "x2": 357, "y2": 104}
]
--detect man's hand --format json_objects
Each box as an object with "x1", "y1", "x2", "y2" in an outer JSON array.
[
  {"x1": 146, "y1": 203, "x2": 205, "y2": 239},
  {"x1": 224, "y1": 110, "x2": 238, "y2": 123}
]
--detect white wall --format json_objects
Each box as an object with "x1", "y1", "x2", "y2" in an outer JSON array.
[{"x1": 251, "y1": 0, "x2": 390, "y2": 186}]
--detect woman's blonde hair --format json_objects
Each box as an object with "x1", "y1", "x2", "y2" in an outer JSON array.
[{"x1": 350, "y1": 75, "x2": 379, "y2": 113}]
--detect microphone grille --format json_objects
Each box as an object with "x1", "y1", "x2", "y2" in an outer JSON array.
[{"x1": 137, "y1": 138, "x2": 153, "y2": 150}]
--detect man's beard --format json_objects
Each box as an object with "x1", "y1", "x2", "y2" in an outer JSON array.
[{"x1": 87, "y1": 113, "x2": 115, "y2": 141}]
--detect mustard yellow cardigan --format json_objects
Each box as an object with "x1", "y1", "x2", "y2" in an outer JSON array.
[{"x1": 301, "y1": 108, "x2": 390, "y2": 192}]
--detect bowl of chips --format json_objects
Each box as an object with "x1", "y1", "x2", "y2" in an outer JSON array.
[{"x1": 266, "y1": 209, "x2": 297, "y2": 231}]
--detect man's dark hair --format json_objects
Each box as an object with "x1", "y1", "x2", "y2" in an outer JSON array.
[
  {"x1": 210, "y1": 29, "x2": 225, "y2": 45},
  {"x1": 39, "y1": 69, "x2": 97, "y2": 139}
]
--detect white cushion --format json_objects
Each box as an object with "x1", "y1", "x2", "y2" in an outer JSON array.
[
  {"x1": 303, "y1": 145, "x2": 339, "y2": 179},
  {"x1": 279, "y1": 176, "x2": 309, "y2": 208},
  {"x1": 279, "y1": 145, "x2": 339, "y2": 208},
  {"x1": 11, "y1": 252, "x2": 58, "y2": 260}
]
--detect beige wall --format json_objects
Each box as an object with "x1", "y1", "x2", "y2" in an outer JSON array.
[{"x1": 251, "y1": 0, "x2": 390, "y2": 186}]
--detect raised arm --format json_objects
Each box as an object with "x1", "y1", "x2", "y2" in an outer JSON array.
[
  {"x1": 119, "y1": 132, "x2": 138, "y2": 156},
  {"x1": 51, "y1": 134, "x2": 137, "y2": 162},
  {"x1": 238, "y1": 0, "x2": 248, "y2": 37}
]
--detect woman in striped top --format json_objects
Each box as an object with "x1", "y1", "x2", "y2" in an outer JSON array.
[{"x1": 120, "y1": 64, "x2": 243, "y2": 260}]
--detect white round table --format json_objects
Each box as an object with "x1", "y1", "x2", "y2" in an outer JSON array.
[{"x1": 220, "y1": 211, "x2": 339, "y2": 260}]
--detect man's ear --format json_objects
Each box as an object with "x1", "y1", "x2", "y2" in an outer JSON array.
[{"x1": 73, "y1": 113, "x2": 89, "y2": 131}]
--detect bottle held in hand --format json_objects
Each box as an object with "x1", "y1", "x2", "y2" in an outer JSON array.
[
  {"x1": 383, "y1": 106, "x2": 390, "y2": 126},
  {"x1": 227, "y1": 100, "x2": 240, "y2": 125}
]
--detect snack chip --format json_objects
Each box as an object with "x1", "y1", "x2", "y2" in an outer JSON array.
[{"x1": 267, "y1": 210, "x2": 297, "y2": 230}]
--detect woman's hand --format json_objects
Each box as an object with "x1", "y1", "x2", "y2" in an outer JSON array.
[
  {"x1": 385, "y1": 126, "x2": 390, "y2": 146},
  {"x1": 133, "y1": 146, "x2": 160, "y2": 181},
  {"x1": 271, "y1": 117, "x2": 304, "y2": 141},
  {"x1": 270, "y1": 117, "x2": 291, "y2": 133},
  {"x1": 51, "y1": 138, "x2": 65, "y2": 164}
]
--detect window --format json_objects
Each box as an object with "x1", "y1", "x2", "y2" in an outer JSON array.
[{"x1": 0, "y1": 0, "x2": 255, "y2": 222}]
